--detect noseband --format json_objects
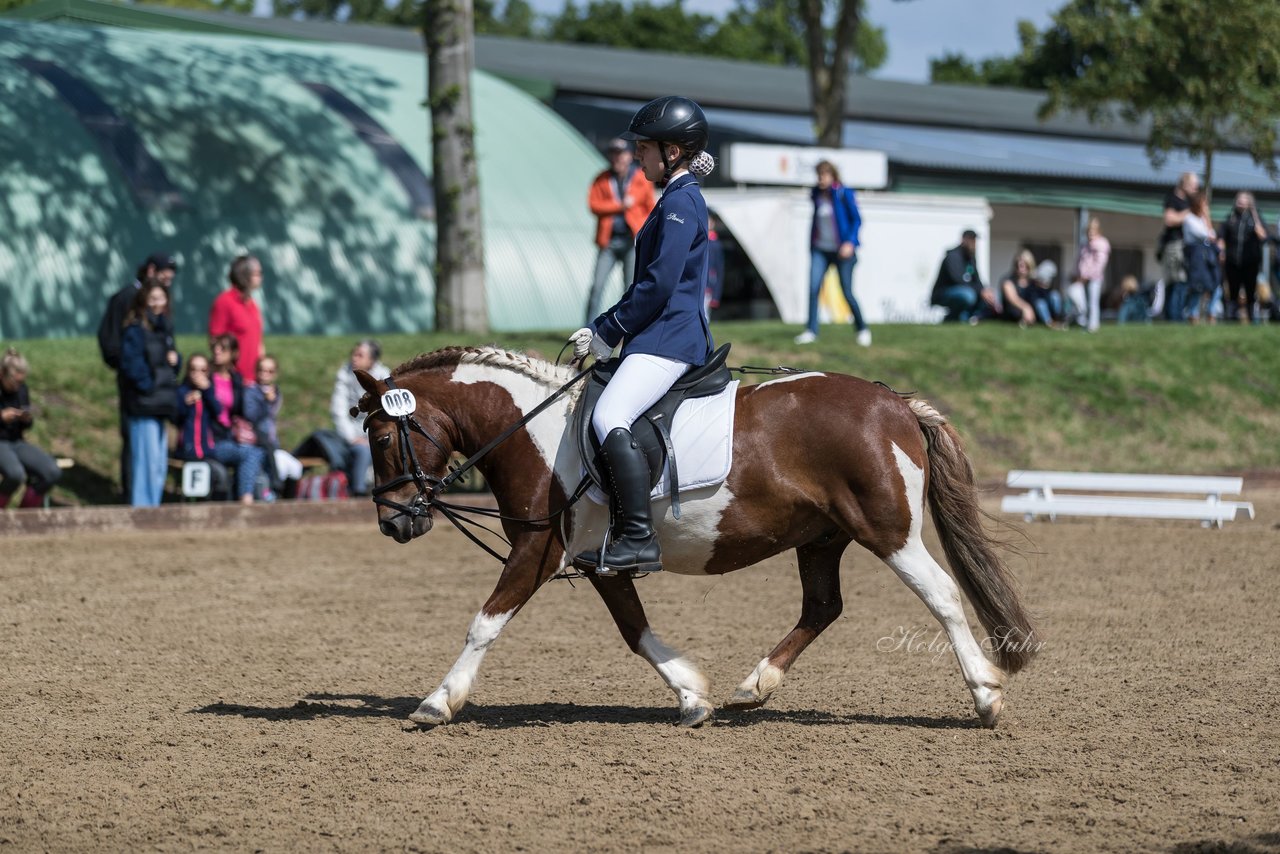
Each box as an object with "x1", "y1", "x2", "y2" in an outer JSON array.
[{"x1": 365, "y1": 367, "x2": 593, "y2": 562}]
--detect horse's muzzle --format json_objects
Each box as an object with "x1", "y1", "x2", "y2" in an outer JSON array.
[{"x1": 378, "y1": 509, "x2": 432, "y2": 544}]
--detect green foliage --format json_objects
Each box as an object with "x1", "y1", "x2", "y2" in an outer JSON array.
[
  {"x1": 546, "y1": 0, "x2": 719, "y2": 51},
  {"x1": 10, "y1": 322, "x2": 1280, "y2": 505},
  {"x1": 1035, "y1": 0, "x2": 1280, "y2": 191},
  {"x1": 929, "y1": 21, "x2": 1045, "y2": 88},
  {"x1": 706, "y1": 0, "x2": 884, "y2": 70}
]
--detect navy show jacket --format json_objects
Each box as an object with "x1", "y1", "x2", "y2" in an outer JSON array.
[{"x1": 591, "y1": 173, "x2": 713, "y2": 367}]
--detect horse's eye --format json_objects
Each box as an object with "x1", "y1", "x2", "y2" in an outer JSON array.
[{"x1": 376, "y1": 434, "x2": 392, "y2": 448}]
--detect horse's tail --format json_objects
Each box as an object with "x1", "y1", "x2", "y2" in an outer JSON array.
[{"x1": 908, "y1": 399, "x2": 1040, "y2": 673}]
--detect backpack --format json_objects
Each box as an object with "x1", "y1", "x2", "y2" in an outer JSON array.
[{"x1": 296, "y1": 471, "x2": 349, "y2": 501}]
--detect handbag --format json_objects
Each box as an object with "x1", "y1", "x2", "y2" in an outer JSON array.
[{"x1": 231, "y1": 415, "x2": 257, "y2": 445}]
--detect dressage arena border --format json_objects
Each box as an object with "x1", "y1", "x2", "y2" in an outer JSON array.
[{"x1": 0, "y1": 494, "x2": 496, "y2": 538}]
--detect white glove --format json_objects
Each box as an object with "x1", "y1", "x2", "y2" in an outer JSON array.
[
  {"x1": 569, "y1": 327, "x2": 595, "y2": 359},
  {"x1": 569, "y1": 327, "x2": 614, "y2": 360}
]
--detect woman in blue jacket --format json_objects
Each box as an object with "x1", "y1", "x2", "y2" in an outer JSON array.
[
  {"x1": 569, "y1": 95, "x2": 716, "y2": 577},
  {"x1": 795, "y1": 160, "x2": 869, "y2": 346}
]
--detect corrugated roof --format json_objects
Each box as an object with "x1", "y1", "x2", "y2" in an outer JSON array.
[{"x1": 0, "y1": 18, "x2": 603, "y2": 338}]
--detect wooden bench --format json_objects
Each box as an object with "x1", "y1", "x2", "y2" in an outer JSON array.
[{"x1": 1001, "y1": 470, "x2": 1255, "y2": 528}]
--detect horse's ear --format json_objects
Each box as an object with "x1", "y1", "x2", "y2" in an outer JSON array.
[{"x1": 354, "y1": 369, "x2": 381, "y2": 396}]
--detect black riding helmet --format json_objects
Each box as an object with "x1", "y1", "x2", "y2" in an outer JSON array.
[{"x1": 621, "y1": 95, "x2": 709, "y2": 180}]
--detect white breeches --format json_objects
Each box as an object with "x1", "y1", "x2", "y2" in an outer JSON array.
[{"x1": 591, "y1": 353, "x2": 690, "y2": 443}]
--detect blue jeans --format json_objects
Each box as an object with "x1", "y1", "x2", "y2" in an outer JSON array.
[
  {"x1": 585, "y1": 237, "x2": 636, "y2": 324},
  {"x1": 128, "y1": 417, "x2": 167, "y2": 507},
  {"x1": 805, "y1": 249, "x2": 865, "y2": 335},
  {"x1": 935, "y1": 285, "x2": 979, "y2": 322},
  {"x1": 1029, "y1": 290, "x2": 1062, "y2": 326},
  {"x1": 1165, "y1": 281, "x2": 1189, "y2": 322},
  {"x1": 213, "y1": 440, "x2": 266, "y2": 499}
]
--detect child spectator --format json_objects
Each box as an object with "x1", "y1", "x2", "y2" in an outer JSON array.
[
  {"x1": 1030, "y1": 260, "x2": 1065, "y2": 328},
  {"x1": 1116, "y1": 275, "x2": 1151, "y2": 325},
  {"x1": 1068, "y1": 217, "x2": 1111, "y2": 332},
  {"x1": 0, "y1": 347, "x2": 62, "y2": 509},
  {"x1": 1255, "y1": 280, "x2": 1275, "y2": 324},
  {"x1": 120, "y1": 282, "x2": 180, "y2": 506},
  {"x1": 172, "y1": 354, "x2": 232, "y2": 500},
  {"x1": 243, "y1": 355, "x2": 303, "y2": 499},
  {"x1": 207, "y1": 335, "x2": 266, "y2": 504}
]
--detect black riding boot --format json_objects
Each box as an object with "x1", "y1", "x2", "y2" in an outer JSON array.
[{"x1": 574, "y1": 427, "x2": 662, "y2": 577}]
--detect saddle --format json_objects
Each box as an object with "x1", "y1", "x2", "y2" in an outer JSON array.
[{"x1": 573, "y1": 343, "x2": 732, "y2": 519}]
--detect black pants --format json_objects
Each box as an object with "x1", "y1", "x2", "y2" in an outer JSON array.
[{"x1": 1224, "y1": 261, "x2": 1260, "y2": 315}]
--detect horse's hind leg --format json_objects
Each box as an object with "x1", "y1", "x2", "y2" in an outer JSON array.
[
  {"x1": 879, "y1": 445, "x2": 1007, "y2": 727},
  {"x1": 588, "y1": 574, "x2": 714, "y2": 727},
  {"x1": 725, "y1": 538, "x2": 849, "y2": 709}
]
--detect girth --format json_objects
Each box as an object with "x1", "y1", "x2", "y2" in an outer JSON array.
[{"x1": 573, "y1": 343, "x2": 731, "y2": 519}]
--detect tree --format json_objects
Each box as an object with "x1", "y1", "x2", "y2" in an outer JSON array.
[
  {"x1": 929, "y1": 20, "x2": 1047, "y2": 88},
  {"x1": 425, "y1": 0, "x2": 488, "y2": 333},
  {"x1": 475, "y1": 0, "x2": 537, "y2": 38},
  {"x1": 547, "y1": 0, "x2": 718, "y2": 52},
  {"x1": 1033, "y1": 0, "x2": 1280, "y2": 199},
  {"x1": 798, "y1": 0, "x2": 871, "y2": 147}
]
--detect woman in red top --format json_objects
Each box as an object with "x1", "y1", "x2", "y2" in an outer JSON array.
[{"x1": 208, "y1": 254, "x2": 264, "y2": 382}]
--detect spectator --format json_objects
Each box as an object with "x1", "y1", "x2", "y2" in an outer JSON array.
[
  {"x1": 1068, "y1": 216, "x2": 1112, "y2": 332},
  {"x1": 1255, "y1": 280, "x2": 1276, "y2": 324},
  {"x1": 1219, "y1": 192, "x2": 1266, "y2": 324},
  {"x1": 0, "y1": 347, "x2": 62, "y2": 509},
  {"x1": 172, "y1": 354, "x2": 232, "y2": 501},
  {"x1": 704, "y1": 212, "x2": 725, "y2": 319},
  {"x1": 208, "y1": 254, "x2": 264, "y2": 382},
  {"x1": 795, "y1": 160, "x2": 870, "y2": 347},
  {"x1": 330, "y1": 339, "x2": 390, "y2": 495},
  {"x1": 119, "y1": 282, "x2": 180, "y2": 507},
  {"x1": 585, "y1": 138, "x2": 655, "y2": 323},
  {"x1": 931, "y1": 230, "x2": 996, "y2": 322},
  {"x1": 1158, "y1": 173, "x2": 1198, "y2": 306},
  {"x1": 243, "y1": 354, "x2": 303, "y2": 499},
  {"x1": 1030, "y1": 259, "x2": 1065, "y2": 328},
  {"x1": 1183, "y1": 192, "x2": 1221, "y2": 324},
  {"x1": 97, "y1": 252, "x2": 178, "y2": 502},
  {"x1": 1117, "y1": 275, "x2": 1151, "y2": 325},
  {"x1": 996, "y1": 250, "x2": 1038, "y2": 326},
  {"x1": 207, "y1": 335, "x2": 266, "y2": 504}
]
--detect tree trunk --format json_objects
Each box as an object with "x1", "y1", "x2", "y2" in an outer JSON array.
[
  {"x1": 424, "y1": 0, "x2": 488, "y2": 333},
  {"x1": 1202, "y1": 148, "x2": 1214, "y2": 206},
  {"x1": 800, "y1": 0, "x2": 860, "y2": 148}
]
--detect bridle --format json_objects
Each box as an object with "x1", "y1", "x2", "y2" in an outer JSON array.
[{"x1": 366, "y1": 366, "x2": 593, "y2": 563}]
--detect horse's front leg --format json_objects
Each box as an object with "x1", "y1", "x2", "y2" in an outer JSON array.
[
  {"x1": 725, "y1": 538, "x2": 848, "y2": 709},
  {"x1": 409, "y1": 533, "x2": 560, "y2": 726},
  {"x1": 588, "y1": 574, "x2": 714, "y2": 727}
]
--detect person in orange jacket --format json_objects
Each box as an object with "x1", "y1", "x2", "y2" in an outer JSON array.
[{"x1": 585, "y1": 137, "x2": 656, "y2": 323}]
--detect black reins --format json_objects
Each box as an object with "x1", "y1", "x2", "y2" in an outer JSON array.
[{"x1": 368, "y1": 364, "x2": 594, "y2": 563}]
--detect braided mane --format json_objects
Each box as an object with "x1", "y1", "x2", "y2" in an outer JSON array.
[{"x1": 393, "y1": 346, "x2": 581, "y2": 393}]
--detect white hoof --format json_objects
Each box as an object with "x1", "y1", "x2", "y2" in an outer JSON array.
[
  {"x1": 973, "y1": 684, "x2": 1005, "y2": 729},
  {"x1": 724, "y1": 659, "x2": 783, "y2": 709},
  {"x1": 408, "y1": 699, "x2": 451, "y2": 726}
]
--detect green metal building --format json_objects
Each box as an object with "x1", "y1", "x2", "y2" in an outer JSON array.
[{"x1": 0, "y1": 7, "x2": 603, "y2": 338}]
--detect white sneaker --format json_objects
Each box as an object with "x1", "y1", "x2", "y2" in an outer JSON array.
[
  {"x1": 856, "y1": 329, "x2": 872, "y2": 347},
  {"x1": 794, "y1": 330, "x2": 817, "y2": 345}
]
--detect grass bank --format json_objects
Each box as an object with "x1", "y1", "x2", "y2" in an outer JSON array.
[{"x1": 7, "y1": 321, "x2": 1279, "y2": 505}]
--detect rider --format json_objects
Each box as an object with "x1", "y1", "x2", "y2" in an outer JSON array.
[{"x1": 569, "y1": 95, "x2": 716, "y2": 577}]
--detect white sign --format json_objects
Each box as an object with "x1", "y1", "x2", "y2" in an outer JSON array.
[
  {"x1": 381, "y1": 388, "x2": 417, "y2": 418},
  {"x1": 723, "y1": 143, "x2": 889, "y2": 189},
  {"x1": 182, "y1": 461, "x2": 212, "y2": 498}
]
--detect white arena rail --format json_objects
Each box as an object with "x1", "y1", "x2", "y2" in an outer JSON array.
[{"x1": 1001, "y1": 470, "x2": 1255, "y2": 528}]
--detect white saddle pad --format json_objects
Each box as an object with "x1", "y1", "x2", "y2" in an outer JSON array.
[{"x1": 586, "y1": 380, "x2": 738, "y2": 505}]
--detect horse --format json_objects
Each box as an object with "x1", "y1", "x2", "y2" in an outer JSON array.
[{"x1": 352, "y1": 346, "x2": 1039, "y2": 729}]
